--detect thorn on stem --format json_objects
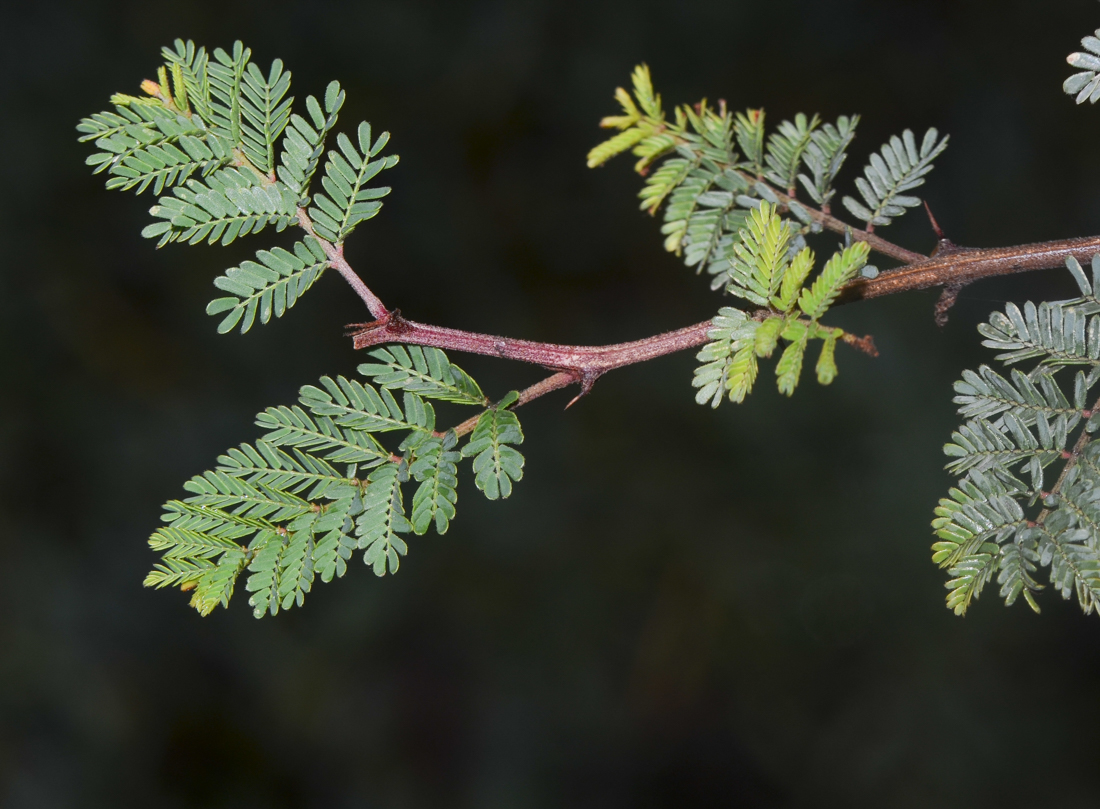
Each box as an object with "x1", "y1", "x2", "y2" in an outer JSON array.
[
  {"x1": 924, "y1": 200, "x2": 945, "y2": 240},
  {"x1": 565, "y1": 370, "x2": 601, "y2": 408},
  {"x1": 347, "y1": 309, "x2": 409, "y2": 349},
  {"x1": 925, "y1": 202, "x2": 969, "y2": 258}
]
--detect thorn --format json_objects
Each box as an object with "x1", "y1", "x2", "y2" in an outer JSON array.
[
  {"x1": 565, "y1": 371, "x2": 600, "y2": 408},
  {"x1": 346, "y1": 309, "x2": 408, "y2": 348},
  {"x1": 1062, "y1": 450, "x2": 1074, "y2": 460},
  {"x1": 934, "y1": 283, "x2": 965, "y2": 327},
  {"x1": 924, "y1": 201, "x2": 969, "y2": 257},
  {"x1": 924, "y1": 200, "x2": 945, "y2": 240}
]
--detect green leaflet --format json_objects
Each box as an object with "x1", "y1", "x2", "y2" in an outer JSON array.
[
  {"x1": 797, "y1": 241, "x2": 869, "y2": 321},
  {"x1": 278, "y1": 82, "x2": 344, "y2": 196},
  {"x1": 462, "y1": 392, "x2": 525, "y2": 500},
  {"x1": 692, "y1": 308, "x2": 761, "y2": 407},
  {"x1": 775, "y1": 321, "x2": 808, "y2": 397},
  {"x1": 410, "y1": 433, "x2": 460, "y2": 535},
  {"x1": 309, "y1": 495, "x2": 358, "y2": 583},
  {"x1": 764, "y1": 113, "x2": 820, "y2": 194},
  {"x1": 78, "y1": 99, "x2": 234, "y2": 195},
  {"x1": 728, "y1": 201, "x2": 791, "y2": 307},
  {"x1": 207, "y1": 238, "x2": 328, "y2": 333},
  {"x1": 815, "y1": 329, "x2": 840, "y2": 385},
  {"x1": 935, "y1": 255, "x2": 1100, "y2": 617},
  {"x1": 256, "y1": 405, "x2": 391, "y2": 466},
  {"x1": 841, "y1": 128, "x2": 948, "y2": 229},
  {"x1": 189, "y1": 548, "x2": 248, "y2": 616},
  {"x1": 245, "y1": 529, "x2": 286, "y2": 618},
  {"x1": 356, "y1": 462, "x2": 410, "y2": 576},
  {"x1": 733, "y1": 109, "x2": 766, "y2": 177},
  {"x1": 161, "y1": 39, "x2": 213, "y2": 122},
  {"x1": 143, "y1": 167, "x2": 299, "y2": 247},
  {"x1": 954, "y1": 365, "x2": 1084, "y2": 430},
  {"x1": 978, "y1": 299, "x2": 1100, "y2": 366},
  {"x1": 207, "y1": 41, "x2": 250, "y2": 147},
  {"x1": 238, "y1": 58, "x2": 293, "y2": 174},
  {"x1": 1066, "y1": 28, "x2": 1100, "y2": 104},
  {"x1": 357, "y1": 345, "x2": 486, "y2": 405},
  {"x1": 298, "y1": 375, "x2": 436, "y2": 438},
  {"x1": 307, "y1": 121, "x2": 399, "y2": 243},
  {"x1": 245, "y1": 523, "x2": 316, "y2": 617},
  {"x1": 797, "y1": 115, "x2": 859, "y2": 208}
]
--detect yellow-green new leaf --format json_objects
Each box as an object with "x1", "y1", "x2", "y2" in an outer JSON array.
[
  {"x1": 799, "y1": 241, "x2": 869, "y2": 321},
  {"x1": 773, "y1": 246, "x2": 814, "y2": 313},
  {"x1": 754, "y1": 316, "x2": 784, "y2": 358},
  {"x1": 776, "y1": 320, "x2": 809, "y2": 396},
  {"x1": 728, "y1": 201, "x2": 790, "y2": 307},
  {"x1": 728, "y1": 343, "x2": 759, "y2": 403},
  {"x1": 586, "y1": 126, "x2": 649, "y2": 168},
  {"x1": 816, "y1": 328, "x2": 841, "y2": 385},
  {"x1": 630, "y1": 64, "x2": 662, "y2": 120}
]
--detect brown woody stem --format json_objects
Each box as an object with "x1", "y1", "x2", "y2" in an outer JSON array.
[{"x1": 839, "y1": 235, "x2": 1100, "y2": 303}]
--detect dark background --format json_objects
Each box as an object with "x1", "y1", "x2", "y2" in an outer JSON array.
[{"x1": 3, "y1": 0, "x2": 1100, "y2": 806}]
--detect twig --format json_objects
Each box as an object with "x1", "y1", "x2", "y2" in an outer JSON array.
[
  {"x1": 444, "y1": 372, "x2": 578, "y2": 439},
  {"x1": 767, "y1": 184, "x2": 926, "y2": 264},
  {"x1": 296, "y1": 208, "x2": 389, "y2": 320}
]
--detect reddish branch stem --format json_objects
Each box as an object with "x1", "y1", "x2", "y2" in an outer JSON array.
[
  {"x1": 297, "y1": 208, "x2": 389, "y2": 319},
  {"x1": 838, "y1": 235, "x2": 1100, "y2": 302},
  {"x1": 446, "y1": 372, "x2": 578, "y2": 439},
  {"x1": 351, "y1": 316, "x2": 712, "y2": 392},
  {"x1": 308, "y1": 195, "x2": 1100, "y2": 416},
  {"x1": 347, "y1": 235, "x2": 1100, "y2": 410}
]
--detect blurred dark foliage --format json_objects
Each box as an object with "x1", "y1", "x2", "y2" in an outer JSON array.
[{"x1": 3, "y1": 0, "x2": 1100, "y2": 806}]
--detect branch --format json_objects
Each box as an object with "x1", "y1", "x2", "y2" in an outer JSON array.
[
  {"x1": 838, "y1": 235, "x2": 1100, "y2": 302},
  {"x1": 351, "y1": 315, "x2": 711, "y2": 385},
  {"x1": 348, "y1": 235, "x2": 1100, "y2": 394}
]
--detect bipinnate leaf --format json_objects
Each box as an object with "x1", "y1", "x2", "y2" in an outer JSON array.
[{"x1": 934, "y1": 255, "x2": 1100, "y2": 617}]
